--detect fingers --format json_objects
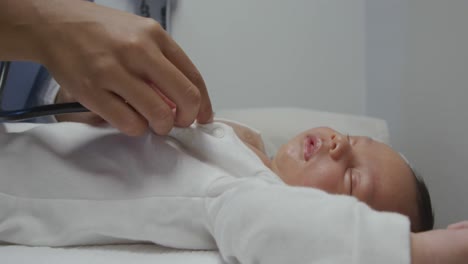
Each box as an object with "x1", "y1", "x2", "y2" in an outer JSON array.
[
  {"x1": 56, "y1": 111, "x2": 105, "y2": 126},
  {"x1": 79, "y1": 20, "x2": 212, "y2": 133},
  {"x1": 142, "y1": 52, "x2": 201, "y2": 127},
  {"x1": 93, "y1": 46, "x2": 208, "y2": 133},
  {"x1": 111, "y1": 71, "x2": 175, "y2": 135},
  {"x1": 114, "y1": 21, "x2": 212, "y2": 129},
  {"x1": 81, "y1": 90, "x2": 148, "y2": 137},
  {"x1": 447, "y1": 221, "x2": 468, "y2": 230},
  {"x1": 150, "y1": 83, "x2": 176, "y2": 109},
  {"x1": 155, "y1": 30, "x2": 214, "y2": 124},
  {"x1": 55, "y1": 86, "x2": 106, "y2": 126}
]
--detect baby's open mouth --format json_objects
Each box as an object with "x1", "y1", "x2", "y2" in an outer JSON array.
[{"x1": 304, "y1": 135, "x2": 320, "y2": 161}]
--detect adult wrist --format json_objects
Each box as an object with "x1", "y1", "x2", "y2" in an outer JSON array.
[
  {"x1": 0, "y1": 0, "x2": 45, "y2": 62},
  {"x1": 0, "y1": 0, "x2": 93, "y2": 63}
]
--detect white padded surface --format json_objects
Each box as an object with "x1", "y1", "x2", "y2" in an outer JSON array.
[
  {"x1": 217, "y1": 107, "x2": 390, "y2": 148},
  {"x1": 0, "y1": 107, "x2": 389, "y2": 263},
  {"x1": 0, "y1": 244, "x2": 222, "y2": 264}
]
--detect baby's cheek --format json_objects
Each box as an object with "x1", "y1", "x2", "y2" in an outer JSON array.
[{"x1": 302, "y1": 165, "x2": 343, "y2": 194}]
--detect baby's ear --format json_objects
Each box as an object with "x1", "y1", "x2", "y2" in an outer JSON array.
[{"x1": 447, "y1": 221, "x2": 468, "y2": 230}]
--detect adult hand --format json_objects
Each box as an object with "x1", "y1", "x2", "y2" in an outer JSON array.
[
  {"x1": 3, "y1": 0, "x2": 213, "y2": 136},
  {"x1": 411, "y1": 223, "x2": 468, "y2": 264},
  {"x1": 54, "y1": 87, "x2": 106, "y2": 126},
  {"x1": 54, "y1": 83, "x2": 177, "y2": 126}
]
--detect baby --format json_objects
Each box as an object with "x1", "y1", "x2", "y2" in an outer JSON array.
[
  {"x1": 0, "y1": 119, "x2": 437, "y2": 263},
  {"x1": 54, "y1": 89, "x2": 434, "y2": 233},
  {"x1": 222, "y1": 120, "x2": 434, "y2": 233}
]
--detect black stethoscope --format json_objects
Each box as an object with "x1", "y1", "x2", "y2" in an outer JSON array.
[{"x1": 0, "y1": 61, "x2": 89, "y2": 122}]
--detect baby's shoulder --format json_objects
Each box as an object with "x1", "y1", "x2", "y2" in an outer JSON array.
[{"x1": 214, "y1": 119, "x2": 266, "y2": 154}]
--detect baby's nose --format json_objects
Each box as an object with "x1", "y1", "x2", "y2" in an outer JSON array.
[{"x1": 329, "y1": 133, "x2": 350, "y2": 161}]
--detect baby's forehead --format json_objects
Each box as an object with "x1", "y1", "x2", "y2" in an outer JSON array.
[
  {"x1": 349, "y1": 133, "x2": 385, "y2": 143},
  {"x1": 369, "y1": 150, "x2": 418, "y2": 224},
  {"x1": 351, "y1": 134, "x2": 396, "y2": 153}
]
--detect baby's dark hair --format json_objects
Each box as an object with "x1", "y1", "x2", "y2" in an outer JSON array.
[{"x1": 411, "y1": 169, "x2": 434, "y2": 232}]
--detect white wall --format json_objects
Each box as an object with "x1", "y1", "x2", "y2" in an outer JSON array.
[
  {"x1": 94, "y1": 0, "x2": 137, "y2": 13},
  {"x1": 366, "y1": 0, "x2": 468, "y2": 227},
  {"x1": 398, "y1": 0, "x2": 468, "y2": 227},
  {"x1": 365, "y1": 0, "x2": 407, "y2": 144},
  {"x1": 170, "y1": 0, "x2": 366, "y2": 115},
  {"x1": 95, "y1": 0, "x2": 167, "y2": 22}
]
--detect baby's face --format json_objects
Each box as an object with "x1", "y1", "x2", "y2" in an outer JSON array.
[{"x1": 271, "y1": 127, "x2": 418, "y2": 225}]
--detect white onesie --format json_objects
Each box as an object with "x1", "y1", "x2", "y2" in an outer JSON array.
[{"x1": 0, "y1": 122, "x2": 410, "y2": 264}]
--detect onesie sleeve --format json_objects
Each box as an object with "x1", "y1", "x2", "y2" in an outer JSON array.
[{"x1": 205, "y1": 177, "x2": 411, "y2": 264}]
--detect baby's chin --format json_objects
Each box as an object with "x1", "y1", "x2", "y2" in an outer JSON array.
[
  {"x1": 268, "y1": 155, "x2": 299, "y2": 185},
  {"x1": 269, "y1": 157, "x2": 284, "y2": 180}
]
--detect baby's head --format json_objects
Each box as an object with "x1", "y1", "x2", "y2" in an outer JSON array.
[{"x1": 270, "y1": 127, "x2": 434, "y2": 232}]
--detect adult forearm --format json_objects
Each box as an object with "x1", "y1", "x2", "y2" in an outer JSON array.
[
  {"x1": 0, "y1": 0, "x2": 96, "y2": 62},
  {"x1": 0, "y1": 0, "x2": 48, "y2": 61}
]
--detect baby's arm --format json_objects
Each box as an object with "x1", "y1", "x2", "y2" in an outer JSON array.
[
  {"x1": 207, "y1": 177, "x2": 468, "y2": 264},
  {"x1": 206, "y1": 177, "x2": 411, "y2": 264},
  {"x1": 214, "y1": 119, "x2": 276, "y2": 168}
]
